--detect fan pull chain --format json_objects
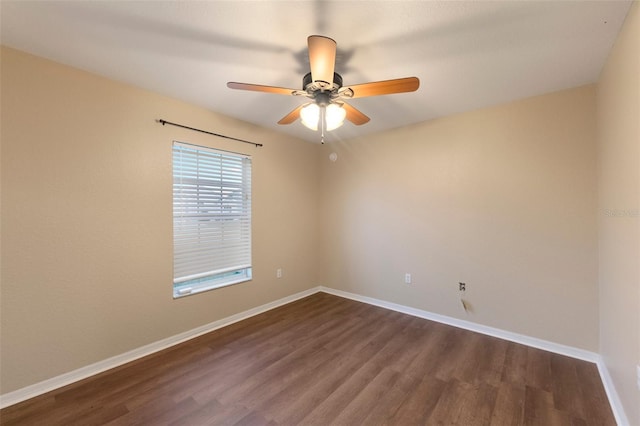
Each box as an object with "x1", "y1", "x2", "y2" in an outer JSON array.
[{"x1": 320, "y1": 105, "x2": 326, "y2": 144}]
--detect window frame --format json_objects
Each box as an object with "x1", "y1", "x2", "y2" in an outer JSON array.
[{"x1": 172, "y1": 141, "x2": 252, "y2": 298}]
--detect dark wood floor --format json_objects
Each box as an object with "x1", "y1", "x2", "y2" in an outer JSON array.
[{"x1": 1, "y1": 292, "x2": 615, "y2": 425}]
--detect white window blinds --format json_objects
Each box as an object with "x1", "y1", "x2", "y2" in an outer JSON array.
[{"x1": 172, "y1": 142, "x2": 252, "y2": 297}]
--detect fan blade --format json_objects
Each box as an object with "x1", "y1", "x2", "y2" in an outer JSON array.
[
  {"x1": 227, "y1": 82, "x2": 298, "y2": 96},
  {"x1": 308, "y1": 35, "x2": 336, "y2": 85},
  {"x1": 344, "y1": 77, "x2": 420, "y2": 99},
  {"x1": 278, "y1": 104, "x2": 306, "y2": 125},
  {"x1": 342, "y1": 102, "x2": 370, "y2": 125}
]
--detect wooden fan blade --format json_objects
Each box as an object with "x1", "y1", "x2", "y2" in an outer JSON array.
[
  {"x1": 308, "y1": 35, "x2": 336, "y2": 85},
  {"x1": 342, "y1": 102, "x2": 370, "y2": 125},
  {"x1": 227, "y1": 82, "x2": 297, "y2": 96},
  {"x1": 278, "y1": 104, "x2": 306, "y2": 125},
  {"x1": 344, "y1": 77, "x2": 420, "y2": 99}
]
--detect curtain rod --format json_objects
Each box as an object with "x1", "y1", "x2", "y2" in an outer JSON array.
[{"x1": 157, "y1": 119, "x2": 263, "y2": 148}]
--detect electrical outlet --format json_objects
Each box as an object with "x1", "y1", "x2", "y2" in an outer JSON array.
[
  {"x1": 276, "y1": 268, "x2": 282, "y2": 279},
  {"x1": 404, "y1": 273, "x2": 412, "y2": 284}
]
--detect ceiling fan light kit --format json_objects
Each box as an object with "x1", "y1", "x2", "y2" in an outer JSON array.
[
  {"x1": 300, "y1": 103, "x2": 346, "y2": 131},
  {"x1": 227, "y1": 35, "x2": 420, "y2": 143}
]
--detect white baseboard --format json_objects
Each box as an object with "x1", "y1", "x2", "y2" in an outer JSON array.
[
  {"x1": 596, "y1": 358, "x2": 630, "y2": 426},
  {"x1": 1, "y1": 285, "x2": 628, "y2": 425},
  {"x1": 0, "y1": 286, "x2": 322, "y2": 409},
  {"x1": 318, "y1": 287, "x2": 598, "y2": 362},
  {"x1": 319, "y1": 286, "x2": 627, "y2": 425}
]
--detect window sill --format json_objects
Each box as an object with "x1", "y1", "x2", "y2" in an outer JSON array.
[{"x1": 173, "y1": 276, "x2": 252, "y2": 299}]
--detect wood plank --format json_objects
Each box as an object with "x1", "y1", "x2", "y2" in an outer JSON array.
[
  {"x1": 574, "y1": 362, "x2": 617, "y2": 426},
  {"x1": 490, "y1": 382, "x2": 526, "y2": 425},
  {"x1": 384, "y1": 375, "x2": 447, "y2": 425}
]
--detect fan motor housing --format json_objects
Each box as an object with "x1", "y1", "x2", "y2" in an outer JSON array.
[{"x1": 303, "y1": 72, "x2": 343, "y2": 92}]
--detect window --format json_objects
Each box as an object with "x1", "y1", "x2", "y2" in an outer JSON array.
[{"x1": 172, "y1": 141, "x2": 252, "y2": 298}]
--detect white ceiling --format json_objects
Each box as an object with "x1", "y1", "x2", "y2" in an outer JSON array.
[{"x1": 0, "y1": 1, "x2": 633, "y2": 143}]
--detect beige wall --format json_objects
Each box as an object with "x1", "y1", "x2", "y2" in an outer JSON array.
[
  {"x1": 596, "y1": 1, "x2": 640, "y2": 424},
  {"x1": 320, "y1": 85, "x2": 599, "y2": 351},
  {"x1": 0, "y1": 47, "x2": 320, "y2": 394}
]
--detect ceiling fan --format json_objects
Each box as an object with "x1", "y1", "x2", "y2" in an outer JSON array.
[{"x1": 227, "y1": 35, "x2": 420, "y2": 142}]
